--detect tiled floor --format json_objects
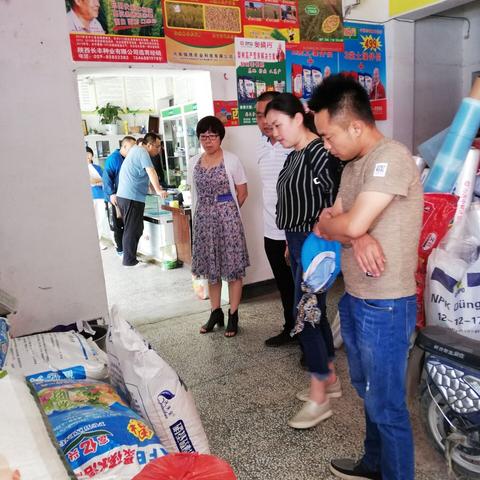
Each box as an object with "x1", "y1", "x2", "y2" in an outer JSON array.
[{"x1": 102, "y1": 247, "x2": 450, "y2": 480}]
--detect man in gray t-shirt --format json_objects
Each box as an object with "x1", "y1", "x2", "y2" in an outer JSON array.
[
  {"x1": 309, "y1": 76, "x2": 423, "y2": 480},
  {"x1": 117, "y1": 133, "x2": 167, "y2": 267}
]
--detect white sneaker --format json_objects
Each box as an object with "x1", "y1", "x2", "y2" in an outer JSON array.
[
  {"x1": 296, "y1": 377, "x2": 343, "y2": 402},
  {"x1": 287, "y1": 399, "x2": 332, "y2": 429}
]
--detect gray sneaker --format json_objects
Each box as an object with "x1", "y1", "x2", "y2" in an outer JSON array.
[
  {"x1": 296, "y1": 377, "x2": 342, "y2": 402},
  {"x1": 287, "y1": 399, "x2": 332, "y2": 429}
]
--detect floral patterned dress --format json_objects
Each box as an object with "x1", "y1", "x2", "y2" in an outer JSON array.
[{"x1": 191, "y1": 160, "x2": 249, "y2": 284}]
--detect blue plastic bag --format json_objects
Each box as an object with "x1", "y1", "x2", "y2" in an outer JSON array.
[{"x1": 292, "y1": 234, "x2": 341, "y2": 336}]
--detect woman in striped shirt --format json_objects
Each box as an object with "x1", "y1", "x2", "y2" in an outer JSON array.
[{"x1": 265, "y1": 93, "x2": 343, "y2": 429}]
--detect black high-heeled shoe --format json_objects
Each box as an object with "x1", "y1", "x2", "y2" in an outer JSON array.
[
  {"x1": 225, "y1": 309, "x2": 239, "y2": 337},
  {"x1": 200, "y1": 308, "x2": 224, "y2": 334}
]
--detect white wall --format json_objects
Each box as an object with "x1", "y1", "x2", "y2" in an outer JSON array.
[
  {"x1": 413, "y1": 0, "x2": 480, "y2": 150},
  {"x1": 0, "y1": 0, "x2": 109, "y2": 335}
]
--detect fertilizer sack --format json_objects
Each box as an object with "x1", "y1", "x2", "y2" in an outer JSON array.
[
  {"x1": 5, "y1": 330, "x2": 107, "y2": 381},
  {"x1": 30, "y1": 378, "x2": 167, "y2": 479},
  {"x1": 106, "y1": 307, "x2": 210, "y2": 454}
]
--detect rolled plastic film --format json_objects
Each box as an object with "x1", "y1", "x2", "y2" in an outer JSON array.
[{"x1": 424, "y1": 97, "x2": 480, "y2": 193}]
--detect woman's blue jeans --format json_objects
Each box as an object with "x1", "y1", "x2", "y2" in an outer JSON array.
[
  {"x1": 286, "y1": 231, "x2": 335, "y2": 380},
  {"x1": 338, "y1": 292, "x2": 417, "y2": 480}
]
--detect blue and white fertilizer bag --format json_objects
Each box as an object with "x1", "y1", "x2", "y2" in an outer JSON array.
[
  {"x1": 0, "y1": 317, "x2": 10, "y2": 370},
  {"x1": 292, "y1": 233, "x2": 341, "y2": 336},
  {"x1": 106, "y1": 306, "x2": 210, "y2": 454},
  {"x1": 30, "y1": 378, "x2": 167, "y2": 479},
  {"x1": 5, "y1": 330, "x2": 108, "y2": 382}
]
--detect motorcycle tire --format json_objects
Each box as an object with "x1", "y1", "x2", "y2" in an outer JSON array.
[{"x1": 420, "y1": 381, "x2": 480, "y2": 479}]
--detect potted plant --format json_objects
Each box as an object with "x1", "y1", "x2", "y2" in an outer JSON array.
[{"x1": 97, "y1": 102, "x2": 123, "y2": 134}]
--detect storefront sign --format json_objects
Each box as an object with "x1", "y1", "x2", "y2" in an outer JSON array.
[
  {"x1": 298, "y1": 0, "x2": 343, "y2": 52},
  {"x1": 242, "y1": 1, "x2": 300, "y2": 44},
  {"x1": 214, "y1": 101, "x2": 239, "y2": 126},
  {"x1": 235, "y1": 37, "x2": 286, "y2": 125},
  {"x1": 163, "y1": 0, "x2": 242, "y2": 66},
  {"x1": 340, "y1": 22, "x2": 387, "y2": 121},
  {"x1": 66, "y1": 0, "x2": 167, "y2": 63},
  {"x1": 389, "y1": 0, "x2": 440, "y2": 17},
  {"x1": 286, "y1": 43, "x2": 339, "y2": 103}
]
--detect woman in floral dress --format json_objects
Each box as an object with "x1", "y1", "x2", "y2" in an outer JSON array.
[{"x1": 187, "y1": 116, "x2": 249, "y2": 337}]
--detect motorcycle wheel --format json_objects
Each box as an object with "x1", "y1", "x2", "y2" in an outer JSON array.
[{"x1": 420, "y1": 382, "x2": 480, "y2": 479}]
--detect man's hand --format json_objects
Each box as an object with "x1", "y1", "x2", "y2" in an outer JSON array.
[
  {"x1": 351, "y1": 234, "x2": 385, "y2": 277},
  {"x1": 313, "y1": 208, "x2": 335, "y2": 239},
  {"x1": 157, "y1": 189, "x2": 168, "y2": 199},
  {"x1": 110, "y1": 194, "x2": 118, "y2": 206}
]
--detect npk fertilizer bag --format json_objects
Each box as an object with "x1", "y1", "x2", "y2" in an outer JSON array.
[
  {"x1": 106, "y1": 307, "x2": 210, "y2": 454},
  {"x1": 30, "y1": 378, "x2": 167, "y2": 479}
]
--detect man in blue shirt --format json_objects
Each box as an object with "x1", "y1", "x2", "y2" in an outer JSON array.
[
  {"x1": 102, "y1": 136, "x2": 136, "y2": 254},
  {"x1": 117, "y1": 133, "x2": 168, "y2": 267}
]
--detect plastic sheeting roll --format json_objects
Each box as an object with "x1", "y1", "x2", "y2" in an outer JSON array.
[
  {"x1": 453, "y1": 148, "x2": 480, "y2": 222},
  {"x1": 424, "y1": 97, "x2": 480, "y2": 193}
]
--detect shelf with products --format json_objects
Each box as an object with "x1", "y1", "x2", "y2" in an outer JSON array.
[{"x1": 160, "y1": 103, "x2": 200, "y2": 187}]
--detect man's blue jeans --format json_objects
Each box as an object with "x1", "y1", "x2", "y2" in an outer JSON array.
[{"x1": 338, "y1": 293, "x2": 417, "y2": 480}]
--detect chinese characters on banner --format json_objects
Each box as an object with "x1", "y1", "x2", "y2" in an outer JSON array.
[
  {"x1": 235, "y1": 38, "x2": 286, "y2": 125},
  {"x1": 66, "y1": 0, "x2": 167, "y2": 63},
  {"x1": 340, "y1": 22, "x2": 387, "y2": 120},
  {"x1": 163, "y1": 0, "x2": 242, "y2": 66},
  {"x1": 214, "y1": 101, "x2": 240, "y2": 126},
  {"x1": 286, "y1": 45, "x2": 339, "y2": 104},
  {"x1": 298, "y1": 0, "x2": 343, "y2": 52},
  {"x1": 241, "y1": 1, "x2": 300, "y2": 44}
]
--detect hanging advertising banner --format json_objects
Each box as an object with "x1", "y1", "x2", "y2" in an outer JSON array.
[
  {"x1": 340, "y1": 22, "x2": 387, "y2": 121},
  {"x1": 298, "y1": 0, "x2": 343, "y2": 52},
  {"x1": 214, "y1": 100, "x2": 240, "y2": 127},
  {"x1": 66, "y1": 0, "x2": 167, "y2": 63},
  {"x1": 235, "y1": 38, "x2": 286, "y2": 125},
  {"x1": 241, "y1": 1, "x2": 300, "y2": 44},
  {"x1": 286, "y1": 44, "x2": 340, "y2": 104},
  {"x1": 163, "y1": 0, "x2": 242, "y2": 66}
]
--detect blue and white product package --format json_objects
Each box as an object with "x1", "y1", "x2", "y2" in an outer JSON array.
[
  {"x1": 5, "y1": 331, "x2": 108, "y2": 381},
  {"x1": 30, "y1": 378, "x2": 167, "y2": 480},
  {"x1": 106, "y1": 307, "x2": 210, "y2": 454},
  {"x1": 292, "y1": 233, "x2": 341, "y2": 336},
  {"x1": 0, "y1": 317, "x2": 10, "y2": 369}
]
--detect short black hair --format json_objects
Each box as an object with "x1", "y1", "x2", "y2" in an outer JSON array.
[
  {"x1": 142, "y1": 132, "x2": 160, "y2": 145},
  {"x1": 265, "y1": 92, "x2": 317, "y2": 134},
  {"x1": 86, "y1": 146, "x2": 94, "y2": 155},
  {"x1": 257, "y1": 91, "x2": 280, "y2": 103},
  {"x1": 196, "y1": 115, "x2": 225, "y2": 140},
  {"x1": 308, "y1": 74, "x2": 375, "y2": 126}
]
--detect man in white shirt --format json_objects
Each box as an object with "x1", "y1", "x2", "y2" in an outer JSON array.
[
  {"x1": 256, "y1": 92, "x2": 296, "y2": 347},
  {"x1": 67, "y1": 0, "x2": 105, "y2": 34}
]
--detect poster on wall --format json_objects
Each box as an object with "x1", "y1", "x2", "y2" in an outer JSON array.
[
  {"x1": 235, "y1": 37, "x2": 286, "y2": 125},
  {"x1": 286, "y1": 44, "x2": 339, "y2": 104},
  {"x1": 214, "y1": 100, "x2": 239, "y2": 126},
  {"x1": 241, "y1": 1, "x2": 300, "y2": 44},
  {"x1": 340, "y1": 22, "x2": 387, "y2": 120},
  {"x1": 66, "y1": 0, "x2": 167, "y2": 63},
  {"x1": 298, "y1": 0, "x2": 343, "y2": 52},
  {"x1": 163, "y1": 0, "x2": 242, "y2": 66}
]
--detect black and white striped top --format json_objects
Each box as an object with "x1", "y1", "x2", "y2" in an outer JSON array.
[{"x1": 276, "y1": 138, "x2": 342, "y2": 232}]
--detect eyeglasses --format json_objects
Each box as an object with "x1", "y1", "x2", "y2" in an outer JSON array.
[{"x1": 199, "y1": 134, "x2": 219, "y2": 141}]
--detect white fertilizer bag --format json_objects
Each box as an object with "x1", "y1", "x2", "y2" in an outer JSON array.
[
  {"x1": 5, "y1": 330, "x2": 108, "y2": 381},
  {"x1": 106, "y1": 307, "x2": 210, "y2": 454}
]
